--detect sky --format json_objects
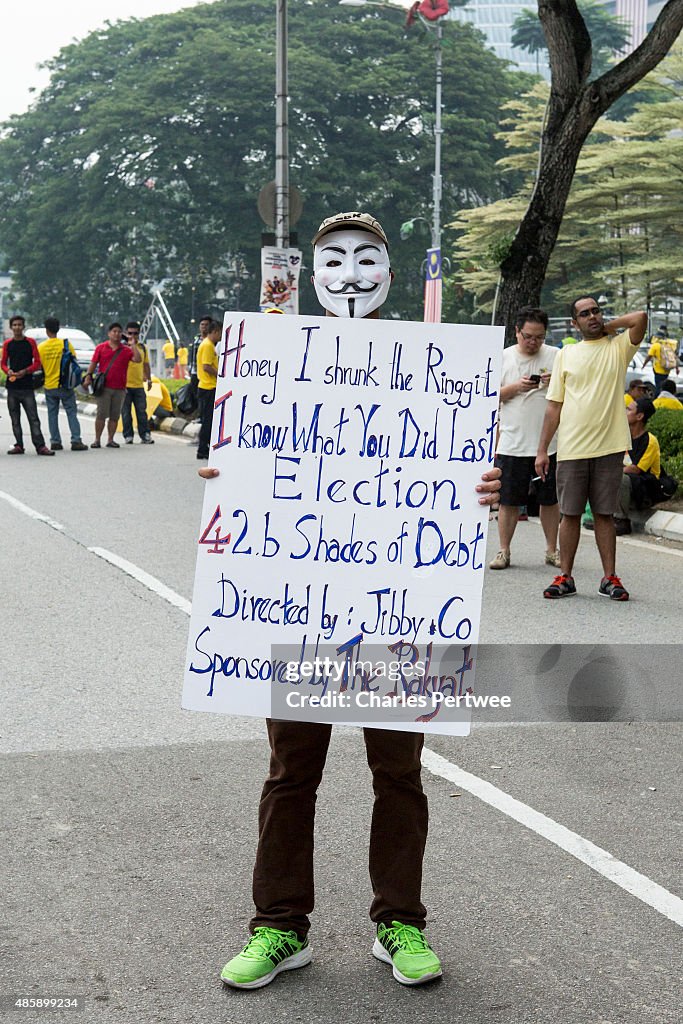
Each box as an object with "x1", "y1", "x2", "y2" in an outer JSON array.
[
  {"x1": 1, "y1": 0, "x2": 204, "y2": 123},
  {"x1": 2, "y1": 0, "x2": 416, "y2": 124}
]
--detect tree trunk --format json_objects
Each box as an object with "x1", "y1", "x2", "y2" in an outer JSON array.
[{"x1": 493, "y1": 0, "x2": 683, "y2": 344}]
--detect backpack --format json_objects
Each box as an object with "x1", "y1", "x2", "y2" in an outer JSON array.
[
  {"x1": 657, "y1": 467, "x2": 678, "y2": 503},
  {"x1": 659, "y1": 341, "x2": 677, "y2": 371},
  {"x1": 176, "y1": 380, "x2": 198, "y2": 415},
  {"x1": 59, "y1": 339, "x2": 83, "y2": 389}
]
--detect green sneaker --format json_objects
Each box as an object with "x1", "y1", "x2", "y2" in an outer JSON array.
[
  {"x1": 373, "y1": 921, "x2": 442, "y2": 986},
  {"x1": 220, "y1": 927, "x2": 311, "y2": 989}
]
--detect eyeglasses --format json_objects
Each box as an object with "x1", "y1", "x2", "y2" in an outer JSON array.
[
  {"x1": 519, "y1": 332, "x2": 545, "y2": 343},
  {"x1": 128, "y1": 330, "x2": 140, "y2": 336},
  {"x1": 576, "y1": 307, "x2": 601, "y2": 318}
]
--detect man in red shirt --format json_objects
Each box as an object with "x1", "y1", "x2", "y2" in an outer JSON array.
[
  {"x1": 1, "y1": 314, "x2": 54, "y2": 455},
  {"x1": 84, "y1": 323, "x2": 141, "y2": 448}
]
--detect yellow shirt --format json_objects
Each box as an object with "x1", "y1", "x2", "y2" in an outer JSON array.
[
  {"x1": 197, "y1": 339, "x2": 218, "y2": 390},
  {"x1": 151, "y1": 376, "x2": 173, "y2": 411},
  {"x1": 624, "y1": 393, "x2": 634, "y2": 407},
  {"x1": 547, "y1": 331, "x2": 635, "y2": 461},
  {"x1": 177, "y1": 346, "x2": 188, "y2": 366},
  {"x1": 38, "y1": 337, "x2": 76, "y2": 390},
  {"x1": 126, "y1": 343, "x2": 148, "y2": 388},
  {"x1": 627, "y1": 432, "x2": 661, "y2": 479},
  {"x1": 648, "y1": 339, "x2": 677, "y2": 375},
  {"x1": 653, "y1": 393, "x2": 683, "y2": 411},
  {"x1": 162, "y1": 340, "x2": 175, "y2": 360}
]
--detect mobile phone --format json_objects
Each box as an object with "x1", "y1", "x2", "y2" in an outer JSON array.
[{"x1": 529, "y1": 374, "x2": 541, "y2": 384}]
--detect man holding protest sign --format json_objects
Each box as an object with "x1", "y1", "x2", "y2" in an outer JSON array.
[{"x1": 198, "y1": 212, "x2": 501, "y2": 990}]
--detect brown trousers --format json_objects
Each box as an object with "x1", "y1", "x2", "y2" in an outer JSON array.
[{"x1": 250, "y1": 720, "x2": 428, "y2": 939}]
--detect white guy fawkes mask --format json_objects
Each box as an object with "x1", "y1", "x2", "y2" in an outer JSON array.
[{"x1": 313, "y1": 229, "x2": 391, "y2": 318}]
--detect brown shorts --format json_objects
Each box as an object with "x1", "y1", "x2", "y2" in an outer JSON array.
[
  {"x1": 95, "y1": 387, "x2": 126, "y2": 422},
  {"x1": 556, "y1": 452, "x2": 625, "y2": 516}
]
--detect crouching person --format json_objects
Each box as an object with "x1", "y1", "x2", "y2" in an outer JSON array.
[{"x1": 615, "y1": 397, "x2": 661, "y2": 535}]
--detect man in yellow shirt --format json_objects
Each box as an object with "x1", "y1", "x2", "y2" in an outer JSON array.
[
  {"x1": 615, "y1": 397, "x2": 661, "y2": 534},
  {"x1": 642, "y1": 326, "x2": 679, "y2": 395},
  {"x1": 536, "y1": 296, "x2": 647, "y2": 601},
  {"x1": 653, "y1": 380, "x2": 683, "y2": 411},
  {"x1": 122, "y1": 321, "x2": 154, "y2": 444},
  {"x1": 196, "y1": 319, "x2": 220, "y2": 460},
  {"x1": 177, "y1": 343, "x2": 189, "y2": 379},
  {"x1": 37, "y1": 316, "x2": 88, "y2": 451},
  {"x1": 162, "y1": 338, "x2": 176, "y2": 375}
]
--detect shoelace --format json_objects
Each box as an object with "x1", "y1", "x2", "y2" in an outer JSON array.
[
  {"x1": 605, "y1": 575, "x2": 623, "y2": 586},
  {"x1": 551, "y1": 575, "x2": 568, "y2": 585},
  {"x1": 387, "y1": 922, "x2": 429, "y2": 953},
  {"x1": 241, "y1": 928, "x2": 295, "y2": 960}
]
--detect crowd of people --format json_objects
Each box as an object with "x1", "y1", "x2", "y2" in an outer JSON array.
[
  {"x1": 490, "y1": 300, "x2": 681, "y2": 601},
  {"x1": 0, "y1": 315, "x2": 191, "y2": 453}
]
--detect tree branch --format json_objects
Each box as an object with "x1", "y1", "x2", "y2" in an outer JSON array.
[
  {"x1": 586, "y1": 0, "x2": 683, "y2": 117},
  {"x1": 539, "y1": 0, "x2": 592, "y2": 96}
]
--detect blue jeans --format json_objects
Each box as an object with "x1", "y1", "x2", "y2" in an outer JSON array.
[
  {"x1": 121, "y1": 387, "x2": 150, "y2": 440},
  {"x1": 44, "y1": 387, "x2": 82, "y2": 444},
  {"x1": 7, "y1": 389, "x2": 46, "y2": 449}
]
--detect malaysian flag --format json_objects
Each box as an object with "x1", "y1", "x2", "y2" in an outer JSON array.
[{"x1": 423, "y1": 247, "x2": 442, "y2": 323}]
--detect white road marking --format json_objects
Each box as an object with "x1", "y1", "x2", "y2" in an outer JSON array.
[
  {"x1": 422, "y1": 747, "x2": 683, "y2": 929},
  {"x1": 88, "y1": 547, "x2": 192, "y2": 615},
  {"x1": 0, "y1": 489, "x2": 65, "y2": 532}
]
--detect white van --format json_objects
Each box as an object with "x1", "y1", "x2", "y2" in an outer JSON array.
[{"x1": 26, "y1": 326, "x2": 97, "y2": 370}]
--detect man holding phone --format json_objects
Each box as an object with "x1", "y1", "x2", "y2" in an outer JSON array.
[{"x1": 490, "y1": 306, "x2": 559, "y2": 570}]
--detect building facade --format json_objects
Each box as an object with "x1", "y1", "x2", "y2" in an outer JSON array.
[
  {"x1": 450, "y1": 1, "x2": 666, "y2": 79},
  {"x1": 449, "y1": 2, "x2": 548, "y2": 77}
]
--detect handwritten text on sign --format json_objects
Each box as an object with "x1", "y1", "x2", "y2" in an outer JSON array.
[{"x1": 183, "y1": 313, "x2": 503, "y2": 734}]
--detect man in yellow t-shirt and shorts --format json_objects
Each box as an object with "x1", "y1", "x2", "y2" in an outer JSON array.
[
  {"x1": 162, "y1": 338, "x2": 176, "y2": 375},
  {"x1": 535, "y1": 296, "x2": 647, "y2": 601}
]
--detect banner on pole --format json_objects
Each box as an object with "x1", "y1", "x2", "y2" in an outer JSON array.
[
  {"x1": 183, "y1": 313, "x2": 504, "y2": 735},
  {"x1": 424, "y1": 247, "x2": 443, "y2": 324},
  {"x1": 259, "y1": 247, "x2": 303, "y2": 314}
]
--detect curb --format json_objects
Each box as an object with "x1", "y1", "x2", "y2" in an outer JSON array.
[
  {"x1": 0, "y1": 386, "x2": 200, "y2": 438},
  {"x1": 630, "y1": 507, "x2": 683, "y2": 542}
]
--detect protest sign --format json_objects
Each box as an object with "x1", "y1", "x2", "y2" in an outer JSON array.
[{"x1": 183, "y1": 312, "x2": 503, "y2": 735}]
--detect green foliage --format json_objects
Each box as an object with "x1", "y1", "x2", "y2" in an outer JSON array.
[
  {"x1": 664, "y1": 452, "x2": 683, "y2": 482},
  {"x1": 0, "y1": 0, "x2": 530, "y2": 330},
  {"x1": 450, "y1": 44, "x2": 683, "y2": 316},
  {"x1": 650, "y1": 408, "x2": 683, "y2": 460}
]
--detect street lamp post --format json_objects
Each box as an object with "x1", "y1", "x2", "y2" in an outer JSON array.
[
  {"x1": 275, "y1": 0, "x2": 290, "y2": 249},
  {"x1": 431, "y1": 18, "x2": 443, "y2": 253},
  {"x1": 340, "y1": 0, "x2": 446, "y2": 320}
]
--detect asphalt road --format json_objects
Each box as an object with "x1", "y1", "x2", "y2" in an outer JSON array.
[{"x1": 1, "y1": 408, "x2": 681, "y2": 1024}]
